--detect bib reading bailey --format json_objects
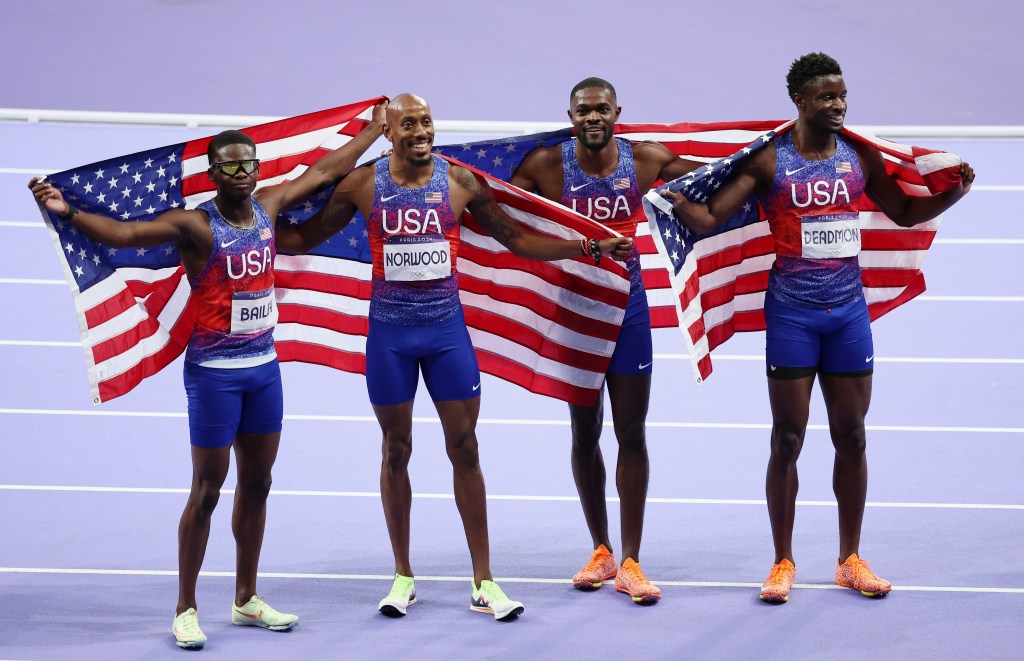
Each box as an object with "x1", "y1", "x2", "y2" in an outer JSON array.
[{"x1": 185, "y1": 199, "x2": 278, "y2": 367}]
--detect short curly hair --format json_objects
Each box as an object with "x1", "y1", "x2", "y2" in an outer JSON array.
[
  {"x1": 570, "y1": 77, "x2": 617, "y2": 103},
  {"x1": 786, "y1": 53, "x2": 843, "y2": 97},
  {"x1": 207, "y1": 130, "x2": 255, "y2": 162}
]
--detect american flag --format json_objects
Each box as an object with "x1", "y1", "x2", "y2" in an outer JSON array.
[
  {"x1": 434, "y1": 121, "x2": 784, "y2": 328},
  {"x1": 641, "y1": 120, "x2": 964, "y2": 382},
  {"x1": 435, "y1": 121, "x2": 962, "y2": 383},
  {"x1": 38, "y1": 99, "x2": 630, "y2": 405}
]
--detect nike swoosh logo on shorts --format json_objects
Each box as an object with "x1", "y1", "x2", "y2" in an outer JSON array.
[
  {"x1": 381, "y1": 194, "x2": 399, "y2": 202},
  {"x1": 472, "y1": 383, "x2": 481, "y2": 391},
  {"x1": 785, "y1": 167, "x2": 807, "y2": 176},
  {"x1": 865, "y1": 355, "x2": 873, "y2": 362},
  {"x1": 220, "y1": 238, "x2": 240, "y2": 248},
  {"x1": 638, "y1": 361, "x2": 653, "y2": 370},
  {"x1": 570, "y1": 183, "x2": 592, "y2": 192}
]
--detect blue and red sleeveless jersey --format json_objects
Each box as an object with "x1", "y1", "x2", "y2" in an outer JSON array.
[
  {"x1": 185, "y1": 198, "x2": 277, "y2": 366},
  {"x1": 560, "y1": 138, "x2": 645, "y2": 294},
  {"x1": 367, "y1": 155, "x2": 461, "y2": 325},
  {"x1": 761, "y1": 132, "x2": 867, "y2": 307}
]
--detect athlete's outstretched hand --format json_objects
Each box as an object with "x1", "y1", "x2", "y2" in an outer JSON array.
[
  {"x1": 598, "y1": 236, "x2": 633, "y2": 262},
  {"x1": 958, "y1": 162, "x2": 975, "y2": 195},
  {"x1": 28, "y1": 176, "x2": 71, "y2": 216}
]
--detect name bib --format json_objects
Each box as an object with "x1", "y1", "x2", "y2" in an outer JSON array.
[
  {"x1": 231, "y1": 286, "x2": 277, "y2": 335},
  {"x1": 801, "y1": 212, "x2": 861, "y2": 259},
  {"x1": 383, "y1": 236, "x2": 451, "y2": 281}
]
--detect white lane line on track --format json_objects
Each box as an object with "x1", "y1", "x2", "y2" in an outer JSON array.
[
  {"x1": 0, "y1": 340, "x2": 80, "y2": 347},
  {"x1": 0, "y1": 278, "x2": 64, "y2": 285},
  {"x1": 2, "y1": 484, "x2": 1021, "y2": 510},
  {"x1": 1, "y1": 408, "x2": 1022, "y2": 433},
  {"x1": 0, "y1": 567, "x2": 1020, "y2": 593}
]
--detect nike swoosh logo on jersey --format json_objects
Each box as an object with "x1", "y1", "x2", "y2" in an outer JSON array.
[
  {"x1": 220, "y1": 238, "x2": 240, "y2": 248},
  {"x1": 785, "y1": 166, "x2": 807, "y2": 176},
  {"x1": 569, "y1": 183, "x2": 592, "y2": 192},
  {"x1": 381, "y1": 194, "x2": 399, "y2": 202}
]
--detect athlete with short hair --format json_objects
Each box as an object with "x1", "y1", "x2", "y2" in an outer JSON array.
[
  {"x1": 662, "y1": 53, "x2": 975, "y2": 604},
  {"x1": 280, "y1": 92, "x2": 632, "y2": 621},
  {"x1": 29, "y1": 103, "x2": 386, "y2": 648},
  {"x1": 509, "y1": 77, "x2": 701, "y2": 604}
]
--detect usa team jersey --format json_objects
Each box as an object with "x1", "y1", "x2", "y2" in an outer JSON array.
[
  {"x1": 561, "y1": 138, "x2": 646, "y2": 294},
  {"x1": 368, "y1": 155, "x2": 461, "y2": 325},
  {"x1": 761, "y1": 132, "x2": 867, "y2": 308},
  {"x1": 185, "y1": 198, "x2": 277, "y2": 367}
]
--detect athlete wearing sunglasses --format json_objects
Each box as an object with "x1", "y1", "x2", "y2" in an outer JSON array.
[
  {"x1": 30, "y1": 99, "x2": 387, "y2": 650},
  {"x1": 210, "y1": 159, "x2": 260, "y2": 176}
]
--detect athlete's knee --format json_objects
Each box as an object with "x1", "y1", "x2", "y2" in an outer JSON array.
[
  {"x1": 613, "y1": 417, "x2": 646, "y2": 451},
  {"x1": 832, "y1": 424, "x2": 867, "y2": 461},
  {"x1": 570, "y1": 413, "x2": 603, "y2": 450},
  {"x1": 381, "y1": 431, "x2": 413, "y2": 471},
  {"x1": 189, "y1": 477, "x2": 224, "y2": 514},
  {"x1": 237, "y1": 472, "x2": 273, "y2": 500},
  {"x1": 445, "y1": 430, "x2": 480, "y2": 469},
  {"x1": 771, "y1": 427, "x2": 805, "y2": 463}
]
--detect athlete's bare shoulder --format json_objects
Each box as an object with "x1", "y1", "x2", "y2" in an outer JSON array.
[{"x1": 511, "y1": 144, "x2": 564, "y2": 197}]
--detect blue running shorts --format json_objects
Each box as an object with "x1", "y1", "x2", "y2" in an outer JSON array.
[
  {"x1": 366, "y1": 308, "x2": 481, "y2": 406},
  {"x1": 764, "y1": 290, "x2": 874, "y2": 379},
  {"x1": 183, "y1": 359, "x2": 284, "y2": 448},
  {"x1": 607, "y1": 289, "x2": 654, "y2": 376}
]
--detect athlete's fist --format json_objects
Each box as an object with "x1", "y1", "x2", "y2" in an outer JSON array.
[
  {"x1": 599, "y1": 236, "x2": 633, "y2": 262},
  {"x1": 958, "y1": 162, "x2": 975, "y2": 195},
  {"x1": 28, "y1": 176, "x2": 71, "y2": 216}
]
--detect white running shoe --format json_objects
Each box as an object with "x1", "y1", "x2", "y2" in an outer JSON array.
[
  {"x1": 378, "y1": 574, "x2": 417, "y2": 617},
  {"x1": 172, "y1": 608, "x2": 207, "y2": 649},
  {"x1": 231, "y1": 595, "x2": 299, "y2": 631},
  {"x1": 470, "y1": 580, "x2": 525, "y2": 621}
]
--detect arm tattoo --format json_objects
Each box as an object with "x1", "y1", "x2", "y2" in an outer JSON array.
[{"x1": 454, "y1": 165, "x2": 520, "y2": 245}]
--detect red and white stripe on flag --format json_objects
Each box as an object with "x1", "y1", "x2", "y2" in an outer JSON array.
[
  {"x1": 41, "y1": 99, "x2": 383, "y2": 403},
  {"x1": 243, "y1": 157, "x2": 632, "y2": 408},
  {"x1": 452, "y1": 157, "x2": 630, "y2": 405},
  {"x1": 637, "y1": 121, "x2": 958, "y2": 382}
]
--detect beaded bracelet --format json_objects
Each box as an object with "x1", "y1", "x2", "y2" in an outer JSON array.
[{"x1": 587, "y1": 238, "x2": 601, "y2": 266}]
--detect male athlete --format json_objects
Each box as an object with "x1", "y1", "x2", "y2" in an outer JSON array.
[
  {"x1": 662, "y1": 53, "x2": 975, "y2": 604},
  {"x1": 279, "y1": 93, "x2": 632, "y2": 620},
  {"x1": 29, "y1": 103, "x2": 386, "y2": 647},
  {"x1": 509, "y1": 77, "x2": 700, "y2": 604}
]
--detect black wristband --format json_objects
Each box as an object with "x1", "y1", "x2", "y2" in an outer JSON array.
[
  {"x1": 588, "y1": 238, "x2": 601, "y2": 265},
  {"x1": 60, "y1": 203, "x2": 79, "y2": 221}
]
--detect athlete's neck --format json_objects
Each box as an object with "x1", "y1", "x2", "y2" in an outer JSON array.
[
  {"x1": 389, "y1": 154, "x2": 435, "y2": 188},
  {"x1": 791, "y1": 122, "x2": 838, "y2": 161},
  {"x1": 213, "y1": 196, "x2": 255, "y2": 230},
  {"x1": 574, "y1": 138, "x2": 619, "y2": 179}
]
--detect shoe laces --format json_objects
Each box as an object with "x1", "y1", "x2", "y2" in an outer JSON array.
[
  {"x1": 621, "y1": 560, "x2": 649, "y2": 584},
  {"x1": 583, "y1": 546, "x2": 613, "y2": 571},
  {"x1": 176, "y1": 609, "x2": 201, "y2": 634},
  {"x1": 766, "y1": 561, "x2": 794, "y2": 584},
  {"x1": 388, "y1": 575, "x2": 415, "y2": 598},
  {"x1": 477, "y1": 580, "x2": 509, "y2": 603},
  {"x1": 847, "y1": 556, "x2": 876, "y2": 580}
]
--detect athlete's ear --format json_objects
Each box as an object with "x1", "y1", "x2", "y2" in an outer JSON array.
[{"x1": 382, "y1": 122, "x2": 394, "y2": 144}]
